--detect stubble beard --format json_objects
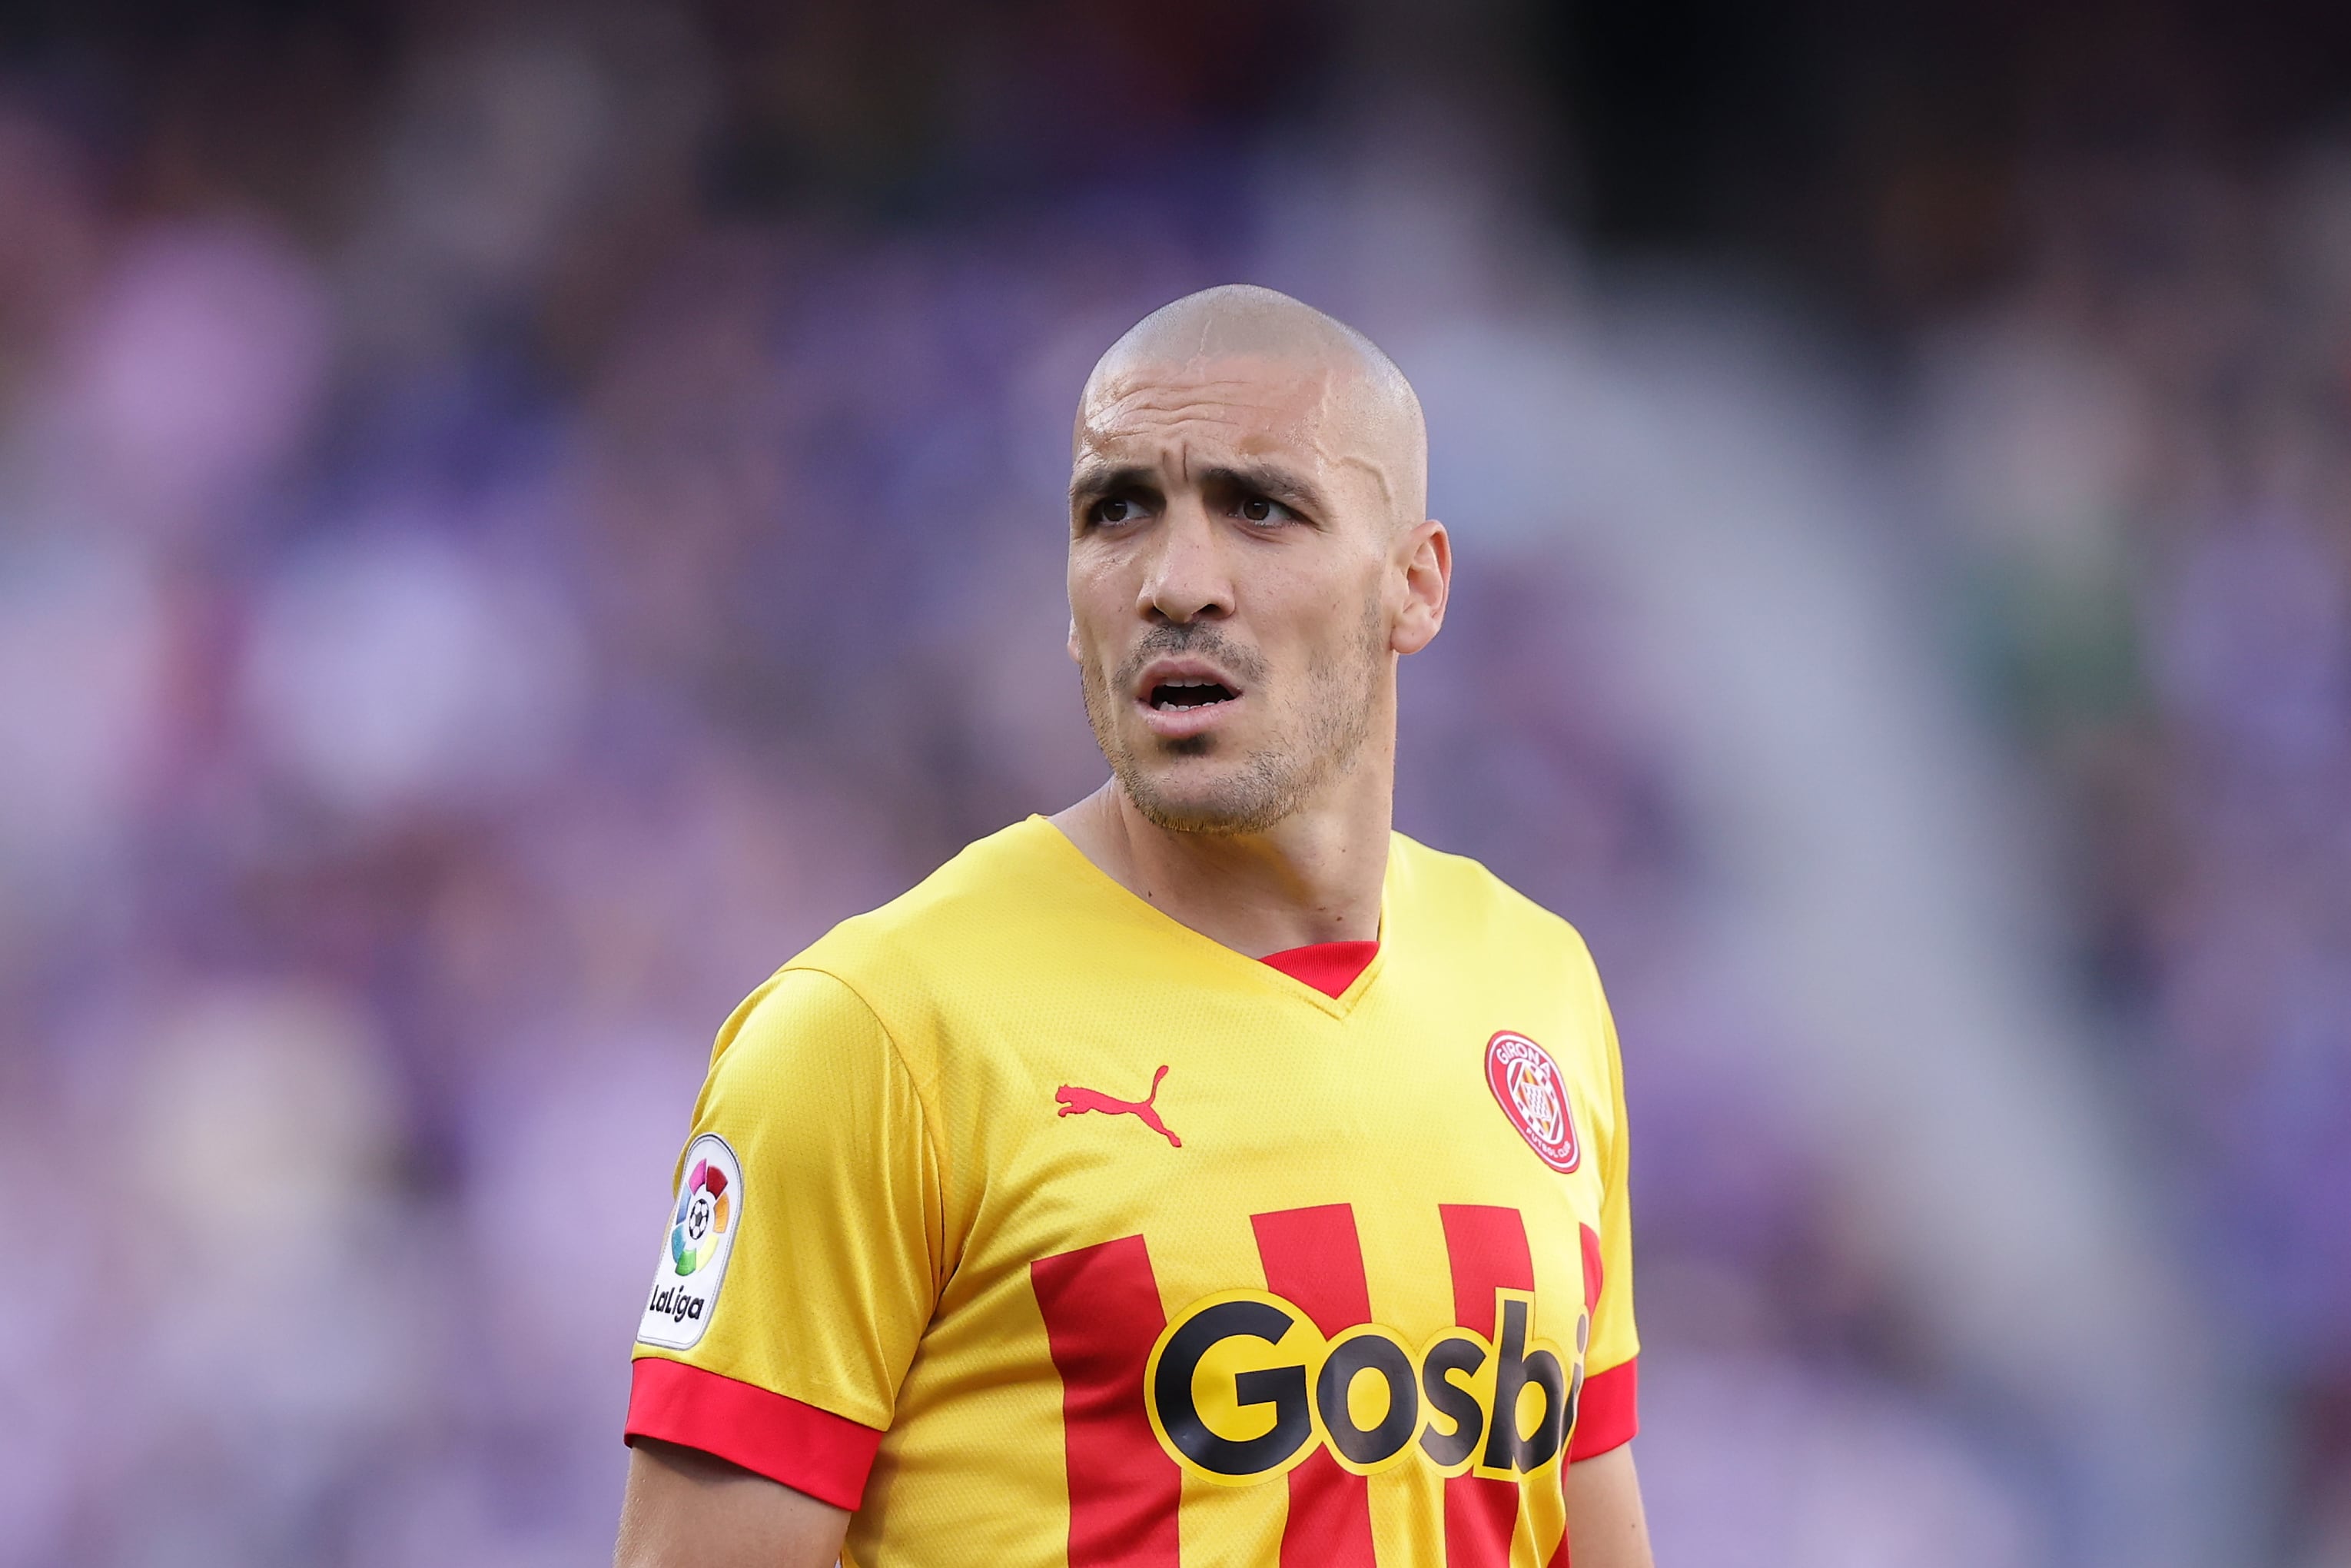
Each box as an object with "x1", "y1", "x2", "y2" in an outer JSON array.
[{"x1": 1080, "y1": 598, "x2": 1389, "y2": 837}]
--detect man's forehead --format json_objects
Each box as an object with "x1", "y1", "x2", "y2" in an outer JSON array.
[
  {"x1": 1076, "y1": 354, "x2": 1354, "y2": 455},
  {"x1": 1084, "y1": 354, "x2": 1337, "y2": 417},
  {"x1": 1068, "y1": 287, "x2": 1427, "y2": 522}
]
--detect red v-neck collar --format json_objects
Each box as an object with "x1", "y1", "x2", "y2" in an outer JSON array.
[
  {"x1": 1259, "y1": 941, "x2": 1380, "y2": 999},
  {"x1": 1026, "y1": 816, "x2": 1394, "y2": 1015}
]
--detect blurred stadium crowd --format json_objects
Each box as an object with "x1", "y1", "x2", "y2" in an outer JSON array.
[{"x1": 3, "y1": 2, "x2": 2349, "y2": 1565}]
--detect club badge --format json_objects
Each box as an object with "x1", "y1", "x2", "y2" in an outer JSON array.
[{"x1": 1485, "y1": 1031, "x2": 1580, "y2": 1173}]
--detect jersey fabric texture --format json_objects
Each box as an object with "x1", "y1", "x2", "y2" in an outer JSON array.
[{"x1": 625, "y1": 816, "x2": 1638, "y2": 1567}]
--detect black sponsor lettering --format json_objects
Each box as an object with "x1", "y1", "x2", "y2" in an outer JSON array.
[
  {"x1": 1148, "y1": 1291, "x2": 1576, "y2": 1480},
  {"x1": 1417, "y1": 1332, "x2": 1489, "y2": 1467},
  {"x1": 646, "y1": 1285, "x2": 706, "y2": 1324},
  {"x1": 1153, "y1": 1299, "x2": 1315, "y2": 1477},
  {"x1": 1316, "y1": 1332, "x2": 1420, "y2": 1467},
  {"x1": 1482, "y1": 1296, "x2": 1567, "y2": 1473}
]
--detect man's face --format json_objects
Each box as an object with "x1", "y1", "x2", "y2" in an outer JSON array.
[{"x1": 1066, "y1": 353, "x2": 1404, "y2": 835}]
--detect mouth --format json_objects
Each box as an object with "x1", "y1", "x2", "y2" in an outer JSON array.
[
  {"x1": 1147, "y1": 677, "x2": 1240, "y2": 712},
  {"x1": 1132, "y1": 658, "x2": 1247, "y2": 739}
]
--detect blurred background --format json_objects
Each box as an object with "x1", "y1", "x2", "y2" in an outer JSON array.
[{"x1": 4, "y1": 0, "x2": 2349, "y2": 1563}]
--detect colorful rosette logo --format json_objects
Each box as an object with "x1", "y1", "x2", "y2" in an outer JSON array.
[{"x1": 669, "y1": 1157, "x2": 732, "y2": 1275}]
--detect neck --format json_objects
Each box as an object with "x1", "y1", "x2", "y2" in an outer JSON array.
[{"x1": 1050, "y1": 741, "x2": 1394, "y2": 960}]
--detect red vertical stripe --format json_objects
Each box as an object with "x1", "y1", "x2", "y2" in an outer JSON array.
[
  {"x1": 1542, "y1": 1224, "x2": 1623, "y2": 1567},
  {"x1": 1253, "y1": 1205, "x2": 1380, "y2": 1568},
  {"x1": 1031, "y1": 1236, "x2": 1184, "y2": 1568},
  {"x1": 1439, "y1": 1204, "x2": 1536, "y2": 1567},
  {"x1": 1539, "y1": 1221, "x2": 1613, "y2": 1568}
]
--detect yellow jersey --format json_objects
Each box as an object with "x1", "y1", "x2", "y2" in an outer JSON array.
[{"x1": 626, "y1": 815, "x2": 1638, "y2": 1566}]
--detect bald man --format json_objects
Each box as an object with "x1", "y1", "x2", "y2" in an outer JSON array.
[{"x1": 614, "y1": 286, "x2": 1652, "y2": 1568}]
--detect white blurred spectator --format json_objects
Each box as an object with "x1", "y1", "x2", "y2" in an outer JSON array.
[{"x1": 241, "y1": 525, "x2": 589, "y2": 819}]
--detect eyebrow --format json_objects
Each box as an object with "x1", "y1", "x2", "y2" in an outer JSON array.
[
  {"x1": 1068, "y1": 460, "x2": 1333, "y2": 520},
  {"x1": 1068, "y1": 463, "x2": 1160, "y2": 508},
  {"x1": 1202, "y1": 463, "x2": 1330, "y2": 520}
]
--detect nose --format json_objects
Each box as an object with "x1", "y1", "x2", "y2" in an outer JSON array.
[{"x1": 1137, "y1": 503, "x2": 1234, "y2": 625}]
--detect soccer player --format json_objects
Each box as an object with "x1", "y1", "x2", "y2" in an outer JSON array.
[{"x1": 613, "y1": 285, "x2": 1652, "y2": 1567}]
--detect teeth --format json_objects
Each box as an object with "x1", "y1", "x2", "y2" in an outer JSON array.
[{"x1": 1144, "y1": 675, "x2": 1237, "y2": 713}]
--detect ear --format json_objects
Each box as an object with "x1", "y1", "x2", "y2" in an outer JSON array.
[{"x1": 1390, "y1": 519, "x2": 1450, "y2": 656}]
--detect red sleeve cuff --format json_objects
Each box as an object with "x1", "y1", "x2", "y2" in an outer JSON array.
[
  {"x1": 1569, "y1": 1355, "x2": 1639, "y2": 1461},
  {"x1": 624, "y1": 1357, "x2": 883, "y2": 1511}
]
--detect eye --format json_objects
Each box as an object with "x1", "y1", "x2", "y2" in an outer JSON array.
[
  {"x1": 1237, "y1": 496, "x2": 1294, "y2": 527},
  {"x1": 1088, "y1": 495, "x2": 1150, "y2": 527}
]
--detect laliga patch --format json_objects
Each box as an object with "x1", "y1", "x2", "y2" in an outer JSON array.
[
  {"x1": 1485, "y1": 1031, "x2": 1581, "y2": 1173},
  {"x1": 636, "y1": 1133, "x2": 742, "y2": 1350}
]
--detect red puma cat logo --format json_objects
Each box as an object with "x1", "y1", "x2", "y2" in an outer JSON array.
[{"x1": 1055, "y1": 1065, "x2": 1182, "y2": 1148}]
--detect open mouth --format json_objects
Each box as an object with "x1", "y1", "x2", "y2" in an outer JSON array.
[{"x1": 1149, "y1": 679, "x2": 1239, "y2": 712}]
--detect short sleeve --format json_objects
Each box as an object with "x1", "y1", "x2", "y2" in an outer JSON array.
[
  {"x1": 624, "y1": 967, "x2": 944, "y2": 1510},
  {"x1": 1570, "y1": 975, "x2": 1639, "y2": 1461}
]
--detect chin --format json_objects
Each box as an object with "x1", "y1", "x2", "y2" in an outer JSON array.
[{"x1": 1117, "y1": 749, "x2": 1302, "y2": 837}]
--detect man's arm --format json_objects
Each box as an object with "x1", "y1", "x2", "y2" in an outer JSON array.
[
  {"x1": 614, "y1": 971, "x2": 937, "y2": 1566},
  {"x1": 615, "y1": 1438, "x2": 848, "y2": 1568},
  {"x1": 1564, "y1": 1443, "x2": 1654, "y2": 1568}
]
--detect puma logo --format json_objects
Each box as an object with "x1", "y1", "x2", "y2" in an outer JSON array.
[{"x1": 1055, "y1": 1065, "x2": 1182, "y2": 1148}]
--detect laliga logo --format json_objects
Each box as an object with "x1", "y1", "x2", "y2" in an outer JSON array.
[
  {"x1": 1486, "y1": 1031, "x2": 1579, "y2": 1174},
  {"x1": 669, "y1": 1156, "x2": 731, "y2": 1276},
  {"x1": 1144, "y1": 1288, "x2": 1586, "y2": 1484},
  {"x1": 638, "y1": 1134, "x2": 739, "y2": 1351}
]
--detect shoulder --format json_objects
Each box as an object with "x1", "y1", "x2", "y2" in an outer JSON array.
[
  {"x1": 1389, "y1": 831, "x2": 1600, "y2": 979},
  {"x1": 768, "y1": 815, "x2": 1079, "y2": 1024},
  {"x1": 703, "y1": 965, "x2": 893, "y2": 1096},
  {"x1": 1389, "y1": 836, "x2": 1626, "y2": 1128}
]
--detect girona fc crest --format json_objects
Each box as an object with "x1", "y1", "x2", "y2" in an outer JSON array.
[{"x1": 1486, "y1": 1031, "x2": 1579, "y2": 1173}]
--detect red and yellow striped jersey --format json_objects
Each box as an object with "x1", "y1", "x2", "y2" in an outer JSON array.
[{"x1": 626, "y1": 815, "x2": 1638, "y2": 1566}]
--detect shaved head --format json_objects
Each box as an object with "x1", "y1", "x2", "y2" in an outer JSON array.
[
  {"x1": 1077, "y1": 284, "x2": 1427, "y2": 530},
  {"x1": 1063, "y1": 284, "x2": 1448, "y2": 839}
]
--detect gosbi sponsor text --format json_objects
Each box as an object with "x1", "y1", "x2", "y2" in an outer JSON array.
[{"x1": 1144, "y1": 1285, "x2": 1589, "y2": 1484}]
